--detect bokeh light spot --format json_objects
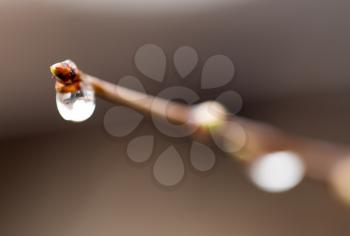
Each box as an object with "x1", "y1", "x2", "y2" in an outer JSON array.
[{"x1": 249, "y1": 151, "x2": 305, "y2": 193}]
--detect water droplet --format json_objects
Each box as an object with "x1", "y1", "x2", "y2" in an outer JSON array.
[
  {"x1": 56, "y1": 84, "x2": 96, "y2": 122},
  {"x1": 135, "y1": 44, "x2": 166, "y2": 82},
  {"x1": 174, "y1": 46, "x2": 198, "y2": 78},
  {"x1": 190, "y1": 142, "x2": 216, "y2": 172},
  {"x1": 153, "y1": 146, "x2": 185, "y2": 186},
  {"x1": 249, "y1": 151, "x2": 305, "y2": 193},
  {"x1": 127, "y1": 135, "x2": 154, "y2": 163},
  {"x1": 201, "y1": 55, "x2": 235, "y2": 89}
]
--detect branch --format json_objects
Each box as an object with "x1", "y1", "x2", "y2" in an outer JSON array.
[{"x1": 50, "y1": 60, "x2": 350, "y2": 205}]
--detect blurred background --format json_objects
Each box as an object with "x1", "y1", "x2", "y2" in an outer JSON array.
[{"x1": 1, "y1": 0, "x2": 350, "y2": 235}]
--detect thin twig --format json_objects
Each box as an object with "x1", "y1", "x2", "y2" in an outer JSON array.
[
  {"x1": 83, "y1": 73, "x2": 350, "y2": 181},
  {"x1": 50, "y1": 60, "x2": 350, "y2": 204}
]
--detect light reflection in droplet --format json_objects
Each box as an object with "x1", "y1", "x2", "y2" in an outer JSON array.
[
  {"x1": 249, "y1": 151, "x2": 305, "y2": 193},
  {"x1": 56, "y1": 85, "x2": 96, "y2": 122}
]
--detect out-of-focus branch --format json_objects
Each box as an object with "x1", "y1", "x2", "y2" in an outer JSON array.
[{"x1": 50, "y1": 60, "x2": 350, "y2": 205}]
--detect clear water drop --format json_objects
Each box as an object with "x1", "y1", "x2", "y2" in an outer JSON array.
[{"x1": 56, "y1": 84, "x2": 96, "y2": 122}]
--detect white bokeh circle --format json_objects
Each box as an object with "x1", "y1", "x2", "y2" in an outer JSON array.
[{"x1": 249, "y1": 151, "x2": 305, "y2": 193}]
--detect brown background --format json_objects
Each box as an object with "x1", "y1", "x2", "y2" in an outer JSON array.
[{"x1": 1, "y1": 0, "x2": 350, "y2": 235}]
